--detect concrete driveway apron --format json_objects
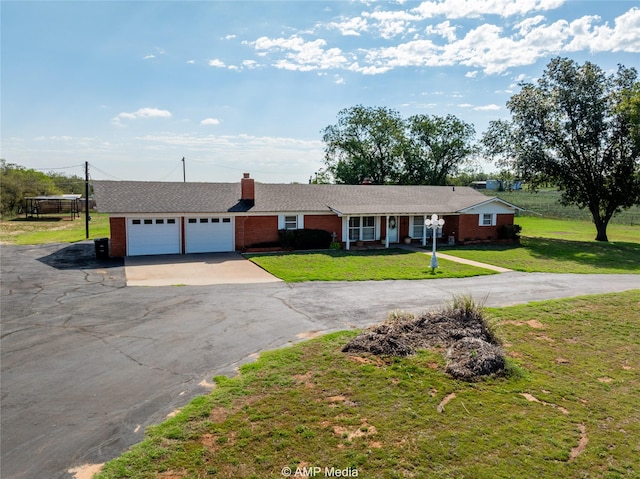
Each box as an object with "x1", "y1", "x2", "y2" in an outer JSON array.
[
  {"x1": 124, "y1": 252, "x2": 282, "y2": 286},
  {"x1": 1, "y1": 242, "x2": 638, "y2": 479}
]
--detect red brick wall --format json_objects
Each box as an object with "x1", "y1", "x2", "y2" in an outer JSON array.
[
  {"x1": 109, "y1": 217, "x2": 126, "y2": 257},
  {"x1": 497, "y1": 213, "x2": 514, "y2": 227},
  {"x1": 236, "y1": 216, "x2": 279, "y2": 248},
  {"x1": 304, "y1": 215, "x2": 342, "y2": 240},
  {"x1": 457, "y1": 213, "x2": 514, "y2": 241},
  {"x1": 442, "y1": 215, "x2": 460, "y2": 241}
]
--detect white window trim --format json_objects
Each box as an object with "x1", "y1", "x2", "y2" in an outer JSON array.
[
  {"x1": 479, "y1": 213, "x2": 497, "y2": 226},
  {"x1": 410, "y1": 216, "x2": 443, "y2": 239},
  {"x1": 347, "y1": 215, "x2": 376, "y2": 241},
  {"x1": 278, "y1": 214, "x2": 304, "y2": 230}
]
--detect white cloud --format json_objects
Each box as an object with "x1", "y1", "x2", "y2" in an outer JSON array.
[
  {"x1": 208, "y1": 59, "x2": 226, "y2": 68},
  {"x1": 200, "y1": 118, "x2": 221, "y2": 126},
  {"x1": 564, "y1": 8, "x2": 640, "y2": 53},
  {"x1": 143, "y1": 54, "x2": 156, "y2": 60},
  {"x1": 224, "y1": 34, "x2": 236, "y2": 40},
  {"x1": 242, "y1": 59, "x2": 259, "y2": 69},
  {"x1": 458, "y1": 103, "x2": 474, "y2": 108},
  {"x1": 425, "y1": 20, "x2": 457, "y2": 41},
  {"x1": 242, "y1": 5, "x2": 638, "y2": 76},
  {"x1": 112, "y1": 108, "x2": 172, "y2": 125},
  {"x1": 412, "y1": 0, "x2": 565, "y2": 19},
  {"x1": 474, "y1": 104, "x2": 501, "y2": 111},
  {"x1": 186, "y1": 60, "x2": 195, "y2": 64},
  {"x1": 328, "y1": 16, "x2": 368, "y2": 36},
  {"x1": 363, "y1": 9, "x2": 419, "y2": 38},
  {"x1": 252, "y1": 35, "x2": 348, "y2": 71}
]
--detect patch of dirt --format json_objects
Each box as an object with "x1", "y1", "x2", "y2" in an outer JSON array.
[
  {"x1": 342, "y1": 306, "x2": 505, "y2": 380},
  {"x1": 327, "y1": 395, "x2": 358, "y2": 407},
  {"x1": 157, "y1": 470, "x2": 187, "y2": 478},
  {"x1": 501, "y1": 319, "x2": 545, "y2": 329},
  {"x1": 437, "y1": 393, "x2": 457, "y2": 413},
  {"x1": 598, "y1": 377, "x2": 613, "y2": 383},
  {"x1": 333, "y1": 419, "x2": 377, "y2": 441},
  {"x1": 67, "y1": 463, "x2": 104, "y2": 479},
  {"x1": 293, "y1": 371, "x2": 315, "y2": 388},
  {"x1": 520, "y1": 393, "x2": 570, "y2": 415},
  {"x1": 346, "y1": 355, "x2": 385, "y2": 367},
  {"x1": 569, "y1": 424, "x2": 588, "y2": 461},
  {"x1": 297, "y1": 330, "x2": 323, "y2": 339},
  {"x1": 209, "y1": 395, "x2": 263, "y2": 423}
]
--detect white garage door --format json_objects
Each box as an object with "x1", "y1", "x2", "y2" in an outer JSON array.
[
  {"x1": 185, "y1": 217, "x2": 234, "y2": 253},
  {"x1": 128, "y1": 218, "x2": 180, "y2": 256}
]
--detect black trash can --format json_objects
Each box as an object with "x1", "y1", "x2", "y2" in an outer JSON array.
[{"x1": 94, "y1": 238, "x2": 109, "y2": 259}]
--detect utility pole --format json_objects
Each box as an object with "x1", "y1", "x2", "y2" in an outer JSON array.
[
  {"x1": 182, "y1": 157, "x2": 186, "y2": 182},
  {"x1": 85, "y1": 161, "x2": 90, "y2": 239}
]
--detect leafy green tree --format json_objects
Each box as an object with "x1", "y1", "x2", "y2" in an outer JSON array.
[
  {"x1": 0, "y1": 160, "x2": 62, "y2": 216},
  {"x1": 482, "y1": 58, "x2": 640, "y2": 241},
  {"x1": 401, "y1": 114, "x2": 477, "y2": 185},
  {"x1": 48, "y1": 171, "x2": 84, "y2": 194},
  {"x1": 322, "y1": 105, "x2": 405, "y2": 184},
  {"x1": 321, "y1": 107, "x2": 476, "y2": 185}
]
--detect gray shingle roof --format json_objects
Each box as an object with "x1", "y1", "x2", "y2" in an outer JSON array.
[{"x1": 93, "y1": 180, "x2": 500, "y2": 215}]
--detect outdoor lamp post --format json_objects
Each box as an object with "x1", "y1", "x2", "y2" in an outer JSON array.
[{"x1": 425, "y1": 214, "x2": 445, "y2": 271}]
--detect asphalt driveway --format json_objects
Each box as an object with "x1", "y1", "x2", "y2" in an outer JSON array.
[{"x1": 1, "y1": 242, "x2": 638, "y2": 479}]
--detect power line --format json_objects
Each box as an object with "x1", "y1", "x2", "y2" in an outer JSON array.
[
  {"x1": 31, "y1": 164, "x2": 85, "y2": 171},
  {"x1": 88, "y1": 164, "x2": 123, "y2": 181}
]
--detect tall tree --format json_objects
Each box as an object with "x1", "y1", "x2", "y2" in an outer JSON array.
[
  {"x1": 482, "y1": 58, "x2": 640, "y2": 241},
  {"x1": 402, "y1": 114, "x2": 476, "y2": 185},
  {"x1": 321, "y1": 105, "x2": 406, "y2": 184}
]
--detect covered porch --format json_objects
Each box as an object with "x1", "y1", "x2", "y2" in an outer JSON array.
[{"x1": 339, "y1": 213, "x2": 457, "y2": 251}]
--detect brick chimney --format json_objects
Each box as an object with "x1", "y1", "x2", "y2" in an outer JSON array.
[{"x1": 241, "y1": 173, "x2": 255, "y2": 207}]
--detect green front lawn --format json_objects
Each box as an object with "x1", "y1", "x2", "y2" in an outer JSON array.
[
  {"x1": 441, "y1": 217, "x2": 640, "y2": 274},
  {"x1": 441, "y1": 237, "x2": 640, "y2": 274},
  {"x1": 247, "y1": 249, "x2": 496, "y2": 282},
  {"x1": 95, "y1": 291, "x2": 640, "y2": 479}
]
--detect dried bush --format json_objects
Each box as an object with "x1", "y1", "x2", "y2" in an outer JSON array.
[
  {"x1": 445, "y1": 337, "x2": 505, "y2": 380},
  {"x1": 342, "y1": 296, "x2": 506, "y2": 380}
]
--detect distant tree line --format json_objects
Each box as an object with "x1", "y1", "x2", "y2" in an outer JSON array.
[{"x1": 0, "y1": 160, "x2": 85, "y2": 217}]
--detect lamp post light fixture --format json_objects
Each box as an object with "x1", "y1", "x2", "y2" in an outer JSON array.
[{"x1": 425, "y1": 214, "x2": 445, "y2": 272}]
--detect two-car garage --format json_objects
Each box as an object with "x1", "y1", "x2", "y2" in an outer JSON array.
[{"x1": 127, "y1": 217, "x2": 234, "y2": 256}]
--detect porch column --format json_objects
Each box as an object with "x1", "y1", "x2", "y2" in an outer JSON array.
[
  {"x1": 422, "y1": 214, "x2": 427, "y2": 247},
  {"x1": 345, "y1": 216, "x2": 350, "y2": 250},
  {"x1": 385, "y1": 216, "x2": 390, "y2": 248}
]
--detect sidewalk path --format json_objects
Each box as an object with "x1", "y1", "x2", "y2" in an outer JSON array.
[{"x1": 400, "y1": 244, "x2": 513, "y2": 273}]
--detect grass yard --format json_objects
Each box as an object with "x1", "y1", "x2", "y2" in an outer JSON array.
[
  {"x1": 440, "y1": 217, "x2": 640, "y2": 274},
  {"x1": 483, "y1": 188, "x2": 640, "y2": 225},
  {"x1": 0, "y1": 213, "x2": 110, "y2": 244},
  {"x1": 95, "y1": 291, "x2": 640, "y2": 479},
  {"x1": 516, "y1": 216, "x2": 640, "y2": 243},
  {"x1": 247, "y1": 249, "x2": 496, "y2": 282}
]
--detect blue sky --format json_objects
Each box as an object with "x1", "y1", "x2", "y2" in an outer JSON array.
[{"x1": 2, "y1": 0, "x2": 639, "y2": 184}]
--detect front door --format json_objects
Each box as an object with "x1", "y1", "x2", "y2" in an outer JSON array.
[{"x1": 387, "y1": 216, "x2": 399, "y2": 243}]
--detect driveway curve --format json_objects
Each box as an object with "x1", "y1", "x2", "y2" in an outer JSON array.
[{"x1": 1, "y1": 242, "x2": 638, "y2": 479}]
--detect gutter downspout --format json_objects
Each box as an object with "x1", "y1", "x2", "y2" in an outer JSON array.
[
  {"x1": 385, "y1": 215, "x2": 389, "y2": 248},
  {"x1": 422, "y1": 214, "x2": 427, "y2": 247},
  {"x1": 345, "y1": 216, "x2": 350, "y2": 250}
]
